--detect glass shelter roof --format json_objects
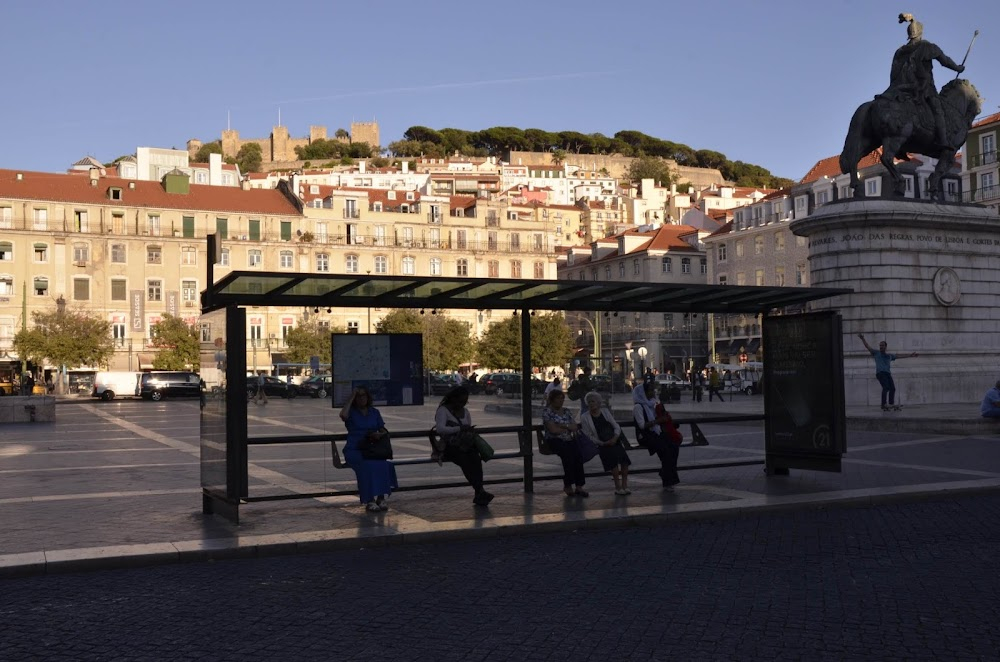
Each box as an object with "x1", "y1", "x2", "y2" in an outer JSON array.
[{"x1": 203, "y1": 272, "x2": 852, "y2": 315}]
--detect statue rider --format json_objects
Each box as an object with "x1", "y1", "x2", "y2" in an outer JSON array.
[{"x1": 882, "y1": 13, "x2": 965, "y2": 145}]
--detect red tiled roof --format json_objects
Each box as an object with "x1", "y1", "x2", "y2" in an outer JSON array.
[
  {"x1": 449, "y1": 195, "x2": 476, "y2": 209},
  {"x1": 801, "y1": 150, "x2": 881, "y2": 183},
  {"x1": 0, "y1": 169, "x2": 301, "y2": 215},
  {"x1": 645, "y1": 224, "x2": 699, "y2": 251},
  {"x1": 705, "y1": 221, "x2": 733, "y2": 239},
  {"x1": 972, "y1": 111, "x2": 1000, "y2": 129},
  {"x1": 761, "y1": 188, "x2": 791, "y2": 201}
]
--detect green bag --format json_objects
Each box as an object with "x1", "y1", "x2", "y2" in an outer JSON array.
[{"x1": 472, "y1": 434, "x2": 495, "y2": 461}]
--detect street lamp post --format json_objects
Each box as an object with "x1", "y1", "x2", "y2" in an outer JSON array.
[
  {"x1": 568, "y1": 313, "x2": 600, "y2": 370},
  {"x1": 637, "y1": 346, "x2": 647, "y2": 376}
]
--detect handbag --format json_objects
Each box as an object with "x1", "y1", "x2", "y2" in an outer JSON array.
[
  {"x1": 473, "y1": 434, "x2": 495, "y2": 461},
  {"x1": 360, "y1": 430, "x2": 393, "y2": 460},
  {"x1": 573, "y1": 431, "x2": 600, "y2": 463}
]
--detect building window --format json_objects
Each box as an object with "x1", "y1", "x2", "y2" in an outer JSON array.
[
  {"x1": 316, "y1": 222, "x2": 328, "y2": 243},
  {"x1": 795, "y1": 196, "x2": 806, "y2": 212},
  {"x1": 0, "y1": 242, "x2": 11, "y2": 261},
  {"x1": 248, "y1": 219, "x2": 261, "y2": 241},
  {"x1": 73, "y1": 243, "x2": 89, "y2": 263},
  {"x1": 618, "y1": 262, "x2": 626, "y2": 277},
  {"x1": 148, "y1": 214, "x2": 161, "y2": 236},
  {"x1": 457, "y1": 258, "x2": 469, "y2": 277},
  {"x1": 110, "y1": 244, "x2": 126, "y2": 263},
  {"x1": 718, "y1": 244, "x2": 727, "y2": 262},
  {"x1": 249, "y1": 322, "x2": 262, "y2": 341},
  {"x1": 373, "y1": 225, "x2": 386, "y2": 246},
  {"x1": 0, "y1": 275, "x2": 12, "y2": 295},
  {"x1": 74, "y1": 210, "x2": 89, "y2": 233},
  {"x1": 662, "y1": 257, "x2": 672, "y2": 273},
  {"x1": 534, "y1": 262, "x2": 545, "y2": 279},
  {"x1": 317, "y1": 253, "x2": 330, "y2": 272},
  {"x1": 456, "y1": 230, "x2": 467, "y2": 250},
  {"x1": 605, "y1": 266, "x2": 611, "y2": 279},
  {"x1": 736, "y1": 240, "x2": 745, "y2": 257},
  {"x1": 34, "y1": 243, "x2": 48, "y2": 262},
  {"x1": 280, "y1": 221, "x2": 292, "y2": 242},
  {"x1": 201, "y1": 323, "x2": 212, "y2": 343},
  {"x1": 248, "y1": 249, "x2": 262, "y2": 267},
  {"x1": 681, "y1": 257, "x2": 691, "y2": 274},
  {"x1": 736, "y1": 273, "x2": 746, "y2": 286},
  {"x1": 430, "y1": 257, "x2": 442, "y2": 276},
  {"x1": 633, "y1": 259, "x2": 640, "y2": 275},
  {"x1": 73, "y1": 277, "x2": 89, "y2": 300},
  {"x1": 33, "y1": 277, "x2": 49, "y2": 296},
  {"x1": 0, "y1": 207, "x2": 11, "y2": 229},
  {"x1": 146, "y1": 246, "x2": 161, "y2": 264},
  {"x1": 346, "y1": 254, "x2": 359, "y2": 273},
  {"x1": 865, "y1": 178, "x2": 879, "y2": 196},
  {"x1": 754, "y1": 236, "x2": 764, "y2": 255},
  {"x1": 796, "y1": 263, "x2": 806, "y2": 285},
  {"x1": 147, "y1": 279, "x2": 162, "y2": 301},
  {"x1": 982, "y1": 172, "x2": 995, "y2": 189},
  {"x1": 718, "y1": 275, "x2": 727, "y2": 285},
  {"x1": 33, "y1": 208, "x2": 48, "y2": 230},
  {"x1": 183, "y1": 216, "x2": 195, "y2": 238},
  {"x1": 220, "y1": 248, "x2": 230, "y2": 267},
  {"x1": 488, "y1": 260, "x2": 499, "y2": 278},
  {"x1": 755, "y1": 269, "x2": 764, "y2": 286},
  {"x1": 279, "y1": 250, "x2": 293, "y2": 269},
  {"x1": 374, "y1": 255, "x2": 388, "y2": 274},
  {"x1": 216, "y1": 218, "x2": 228, "y2": 239},
  {"x1": 400, "y1": 226, "x2": 413, "y2": 245},
  {"x1": 111, "y1": 279, "x2": 126, "y2": 301},
  {"x1": 511, "y1": 260, "x2": 522, "y2": 278},
  {"x1": 700, "y1": 258, "x2": 707, "y2": 274},
  {"x1": 182, "y1": 280, "x2": 197, "y2": 302},
  {"x1": 181, "y1": 247, "x2": 197, "y2": 266},
  {"x1": 402, "y1": 256, "x2": 415, "y2": 275},
  {"x1": 775, "y1": 232, "x2": 786, "y2": 251},
  {"x1": 346, "y1": 321, "x2": 359, "y2": 334},
  {"x1": 510, "y1": 233, "x2": 520, "y2": 250},
  {"x1": 775, "y1": 266, "x2": 785, "y2": 286}
]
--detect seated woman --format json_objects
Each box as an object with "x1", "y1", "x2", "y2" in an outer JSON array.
[
  {"x1": 338, "y1": 386, "x2": 398, "y2": 512},
  {"x1": 632, "y1": 381, "x2": 680, "y2": 492},
  {"x1": 434, "y1": 386, "x2": 494, "y2": 506},
  {"x1": 542, "y1": 389, "x2": 589, "y2": 497},
  {"x1": 579, "y1": 391, "x2": 631, "y2": 495}
]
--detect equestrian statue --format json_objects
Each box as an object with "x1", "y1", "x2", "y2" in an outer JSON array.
[{"x1": 840, "y1": 14, "x2": 982, "y2": 201}]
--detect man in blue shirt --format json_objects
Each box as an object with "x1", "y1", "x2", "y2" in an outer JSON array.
[
  {"x1": 858, "y1": 334, "x2": 918, "y2": 410},
  {"x1": 980, "y1": 380, "x2": 1000, "y2": 418}
]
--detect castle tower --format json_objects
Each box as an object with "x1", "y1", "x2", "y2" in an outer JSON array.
[
  {"x1": 350, "y1": 121, "x2": 380, "y2": 149},
  {"x1": 221, "y1": 130, "x2": 240, "y2": 160},
  {"x1": 186, "y1": 139, "x2": 203, "y2": 159},
  {"x1": 309, "y1": 125, "x2": 327, "y2": 144},
  {"x1": 271, "y1": 126, "x2": 290, "y2": 161}
]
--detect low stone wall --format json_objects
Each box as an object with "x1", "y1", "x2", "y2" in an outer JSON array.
[{"x1": 0, "y1": 396, "x2": 56, "y2": 423}]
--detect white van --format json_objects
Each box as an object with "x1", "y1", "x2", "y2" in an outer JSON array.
[{"x1": 92, "y1": 371, "x2": 141, "y2": 401}]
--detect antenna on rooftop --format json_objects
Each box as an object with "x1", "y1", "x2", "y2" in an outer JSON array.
[
  {"x1": 278, "y1": 107, "x2": 282, "y2": 127},
  {"x1": 227, "y1": 110, "x2": 231, "y2": 131}
]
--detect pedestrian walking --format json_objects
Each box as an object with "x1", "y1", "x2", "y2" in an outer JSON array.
[
  {"x1": 980, "y1": 379, "x2": 1000, "y2": 419},
  {"x1": 708, "y1": 367, "x2": 724, "y2": 402},
  {"x1": 858, "y1": 334, "x2": 918, "y2": 411}
]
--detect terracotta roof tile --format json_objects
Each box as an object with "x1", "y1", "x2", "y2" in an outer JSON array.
[
  {"x1": 0, "y1": 169, "x2": 301, "y2": 215},
  {"x1": 972, "y1": 111, "x2": 1000, "y2": 129}
]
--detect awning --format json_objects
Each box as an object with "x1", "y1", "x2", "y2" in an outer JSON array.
[
  {"x1": 745, "y1": 338, "x2": 761, "y2": 354},
  {"x1": 714, "y1": 340, "x2": 730, "y2": 354},
  {"x1": 138, "y1": 353, "x2": 155, "y2": 370},
  {"x1": 728, "y1": 338, "x2": 749, "y2": 355}
]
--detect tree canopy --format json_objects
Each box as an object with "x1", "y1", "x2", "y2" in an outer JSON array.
[
  {"x1": 626, "y1": 155, "x2": 675, "y2": 186},
  {"x1": 393, "y1": 125, "x2": 794, "y2": 187},
  {"x1": 14, "y1": 303, "x2": 115, "y2": 372},
  {"x1": 375, "y1": 309, "x2": 475, "y2": 372},
  {"x1": 235, "y1": 143, "x2": 263, "y2": 173},
  {"x1": 193, "y1": 141, "x2": 223, "y2": 163},
  {"x1": 285, "y1": 319, "x2": 340, "y2": 364},
  {"x1": 476, "y1": 313, "x2": 574, "y2": 371},
  {"x1": 149, "y1": 314, "x2": 200, "y2": 370}
]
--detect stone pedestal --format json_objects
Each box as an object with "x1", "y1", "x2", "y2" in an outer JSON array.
[
  {"x1": 0, "y1": 396, "x2": 56, "y2": 423},
  {"x1": 791, "y1": 199, "x2": 1000, "y2": 406}
]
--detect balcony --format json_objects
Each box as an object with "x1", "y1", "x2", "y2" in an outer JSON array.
[
  {"x1": 427, "y1": 212, "x2": 442, "y2": 224},
  {"x1": 962, "y1": 184, "x2": 1000, "y2": 204},
  {"x1": 969, "y1": 150, "x2": 998, "y2": 169},
  {"x1": 343, "y1": 209, "x2": 360, "y2": 219}
]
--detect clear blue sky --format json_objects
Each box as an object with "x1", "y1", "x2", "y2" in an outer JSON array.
[{"x1": 2, "y1": 0, "x2": 997, "y2": 181}]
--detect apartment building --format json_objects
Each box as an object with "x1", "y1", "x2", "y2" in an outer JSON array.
[
  {"x1": 557, "y1": 225, "x2": 709, "y2": 376},
  {"x1": 961, "y1": 110, "x2": 1000, "y2": 209}
]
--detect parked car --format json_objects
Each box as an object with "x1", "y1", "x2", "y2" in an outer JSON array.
[
  {"x1": 655, "y1": 374, "x2": 690, "y2": 390},
  {"x1": 245, "y1": 375, "x2": 300, "y2": 399},
  {"x1": 482, "y1": 373, "x2": 543, "y2": 395},
  {"x1": 297, "y1": 374, "x2": 332, "y2": 398},
  {"x1": 428, "y1": 372, "x2": 466, "y2": 395},
  {"x1": 136, "y1": 371, "x2": 202, "y2": 401}
]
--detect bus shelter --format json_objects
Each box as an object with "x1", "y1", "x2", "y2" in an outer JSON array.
[{"x1": 198, "y1": 236, "x2": 852, "y2": 522}]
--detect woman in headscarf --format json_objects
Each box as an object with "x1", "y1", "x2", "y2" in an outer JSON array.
[{"x1": 632, "y1": 381, "x2": 680, "y2": 492}]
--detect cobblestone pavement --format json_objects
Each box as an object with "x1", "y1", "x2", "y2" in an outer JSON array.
[{"x1": 3, "y1": 493, "x2": 999, "y2": 661}]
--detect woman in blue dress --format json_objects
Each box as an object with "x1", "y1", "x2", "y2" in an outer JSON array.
[{"x1": 338, "y1": 386, "x2": 398, "y2": 512}]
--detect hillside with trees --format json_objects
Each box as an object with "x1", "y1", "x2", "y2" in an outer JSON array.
[{"x1": 387, "y1": 126, "x2": 792, "y2": 188}]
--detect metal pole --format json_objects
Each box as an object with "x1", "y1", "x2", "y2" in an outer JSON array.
[
  {"x1": 519, "y1": 308, "x2": 533, "y2": 493},
  {"x1": 954, "y1": 30, "x2": 980, "y2": 79}
]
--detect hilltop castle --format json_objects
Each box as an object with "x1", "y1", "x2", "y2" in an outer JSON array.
[{"x1": 186, "y1": 121, "x2": 380, "y2": 166}]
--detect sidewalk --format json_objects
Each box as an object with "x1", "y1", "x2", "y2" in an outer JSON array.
[{"x1": 1, "y1": 398, "x2": 998, "y2": 578}]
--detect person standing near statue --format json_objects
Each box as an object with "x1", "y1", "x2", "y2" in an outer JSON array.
[
  {"x1": 883, "y1": 13, "x2": 966, "y2": 145},
  {"x1": 858, "y1": 334, "x2": 918, "y2": 411}
]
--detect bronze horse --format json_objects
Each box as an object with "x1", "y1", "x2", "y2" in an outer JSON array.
[{"x1": 839, "y1": 78, "x2": 981, "y2": 200}]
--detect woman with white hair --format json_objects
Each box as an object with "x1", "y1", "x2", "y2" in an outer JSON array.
[
  {"x1": 579, "y1": 391, "x2": 631, "y2": 495},
  {"x1": 632, "y1": 381, "x2": 680, "y2": 492}
]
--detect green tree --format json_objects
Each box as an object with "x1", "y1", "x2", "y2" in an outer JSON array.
[
  {"x1": 105, "y1": 154, "x2": 134, "y2": 166},
  {"x1": 345, "y1": 142, "x2": 374, "y2": 159},
  {"x1": 335, "y1": 128, "x2": 350, "y2": 139},
  {"x1": 550, "y1": 148, "x2": 567, "y2": 165},
  {"x1": 149, "y1": 314, "x2": 200, "y2": 370},
  {"x1": 626, "y1": 155, "x2": 675, "y2": 185},
  {"x1": 476, "y1": 313, "x2": 574, "y2": 371},
  {"x1": 235, "y1": 142, "x2": 263, "y2": 173},
  {"x1": 403, "y1": 126, "x2": 444, "y2": 144},
  {"x1": 13, "y1": 303, "x2": 116, "y2": 377},
  {"x1": 375, "y1": 309, "x2": 423, "y2": 334},
  {"x1": 285, "y1": 318, "x2": 340, "y2": 364},
  {"x1": 193, "y1": 141, "x2": 223, "y2": 162},
  {"x1": 423, "y1": 316, "x2": 474, "y2": 372},
  {"x1": 295, "y1": 139, "x2": 343, "y2": 160}
]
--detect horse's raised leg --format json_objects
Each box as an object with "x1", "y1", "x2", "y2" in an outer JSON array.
[
  {"x1": 880, "y1": 138, "x2": 907, "y2": 196},
  {"x1": 929, "y1": 149, "x2": 956, "y2": 201}
]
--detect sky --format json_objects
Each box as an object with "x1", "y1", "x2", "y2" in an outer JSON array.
[{"x1": 2, "y1": 0, "x2": 998, "y2": 182}]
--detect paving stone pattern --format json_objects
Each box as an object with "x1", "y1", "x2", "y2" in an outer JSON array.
[{"x1": 3, "y1": 494, "x2": 999, "y2": 661}]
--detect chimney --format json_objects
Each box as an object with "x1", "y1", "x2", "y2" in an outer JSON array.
[
  {"x1": 359, "y1": 160, "x2": 366, "y2": 174},
  {"x1": 402, "y1": 160, "x2": 409, "y2": 174},
  {"x1": 15, "y1": 172, "x2": 23, "y2": 181}
]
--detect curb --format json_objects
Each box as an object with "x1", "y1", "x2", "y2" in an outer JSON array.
[{"x1": 3, "y1": 478, "x2": 1000, "y2": 579}]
